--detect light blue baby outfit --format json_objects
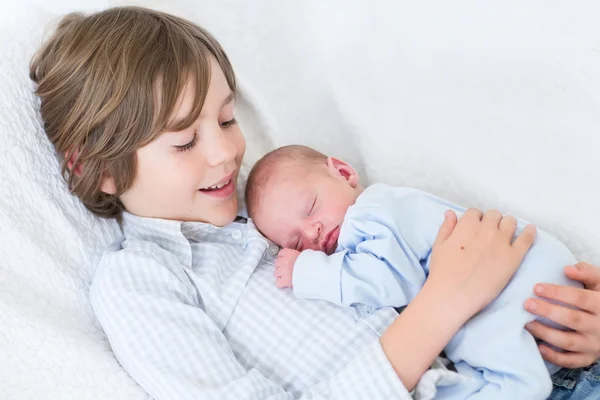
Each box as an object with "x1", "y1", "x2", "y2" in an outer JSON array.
[{"x1": 293, "y1": 183, "x2": 579, "y2": 400}]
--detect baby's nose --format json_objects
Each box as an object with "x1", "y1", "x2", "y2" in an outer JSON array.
[{"x1": 311, "y1": 223, "x2": 322, "y2": 243}]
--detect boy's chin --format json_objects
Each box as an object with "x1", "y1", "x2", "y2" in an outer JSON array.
[{"x1": 201, "y1": 198, "x2": 239, "y2": 227}]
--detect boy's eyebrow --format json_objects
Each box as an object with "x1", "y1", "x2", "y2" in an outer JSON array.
[
  {"x1": 169, "y1": 91, "x2": 236, "y2": 129},
  {"x1": 221, "y1": 91, "x2": 235, "y2": 107}
]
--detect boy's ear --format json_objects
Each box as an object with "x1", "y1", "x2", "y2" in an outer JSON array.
[
  {"x1": 100, "y1": 175, "x2": 117, "y2": 195},
  {"x1": 65, "y1": 149, "x2": 84, "y2": 177},
  {"x1": 326, "y1": 157, "x2": 359, "y2": 188},
  {"x1": 65, "y1": 149, "x2": 117, "y2": 195}
]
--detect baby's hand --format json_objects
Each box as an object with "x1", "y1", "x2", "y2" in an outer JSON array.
[{"x1": 274, "y1": 248, "x2": 300, "y2": 289}]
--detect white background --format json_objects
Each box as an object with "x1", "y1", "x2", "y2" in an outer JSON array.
[{"x1": 1, "y1": 1, "x2": 599, "y2": 398}]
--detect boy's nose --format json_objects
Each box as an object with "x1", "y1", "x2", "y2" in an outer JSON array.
[{"x1": 205, "y1": 129, "x2": 237, "y2": 167}]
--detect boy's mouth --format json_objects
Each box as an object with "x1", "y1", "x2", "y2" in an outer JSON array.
[{"x1": 199, "y1": 174, "x2": 235, "y2": 199}]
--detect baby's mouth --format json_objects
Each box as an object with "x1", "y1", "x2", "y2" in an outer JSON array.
[{"x1": 322, "y1": 226, "x2": 340, "y2": 255}]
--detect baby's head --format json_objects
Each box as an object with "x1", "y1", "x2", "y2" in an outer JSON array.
[{"x1": 246, "y1": 145, "x2": 362, "y2": 254}]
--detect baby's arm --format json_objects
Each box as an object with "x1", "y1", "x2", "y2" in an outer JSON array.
[
  {"x1": 292, "y1": 185, "x2": 454, "y2": 308},
  {"x1": 293, "y1": 236, "x2": 426, "y2": 308}
]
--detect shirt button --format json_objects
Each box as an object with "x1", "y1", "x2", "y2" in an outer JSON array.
[
  {"x1": 269, "y1": 245, "x2": 279, "y2": 256},
  {"x1": 231, "y1": 229, "x2": 243, "y2": 240}
]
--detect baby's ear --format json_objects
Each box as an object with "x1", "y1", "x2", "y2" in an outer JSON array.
[{"x1": 326, "y1": 157, "x2": 359, "y2": 188}]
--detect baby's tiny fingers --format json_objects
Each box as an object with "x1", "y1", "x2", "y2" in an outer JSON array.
[{"x1": 275, "y1": 277, "x2": 287, "y2": 289}]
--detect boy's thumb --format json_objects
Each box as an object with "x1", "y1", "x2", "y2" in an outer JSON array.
[{"x1": 434, "y1": 210, "x2": 458, "y2": 248}]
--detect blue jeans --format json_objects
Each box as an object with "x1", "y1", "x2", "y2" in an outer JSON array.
[{"x1": 549, "y1": 361, "x2": 600, "y2": 399}]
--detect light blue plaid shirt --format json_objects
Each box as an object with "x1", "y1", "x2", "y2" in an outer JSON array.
[{"x1": 90, "y1": 210, "x2": 449, "y2": 399}]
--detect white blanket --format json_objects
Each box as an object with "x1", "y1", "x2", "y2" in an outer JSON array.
[{"x1": 1, "y1": 1, "x2": 599, "y2": 398}]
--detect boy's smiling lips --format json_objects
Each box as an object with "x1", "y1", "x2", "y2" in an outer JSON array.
[{"x1": 198, "y1": 172, "x2": 235, "y2": 199}]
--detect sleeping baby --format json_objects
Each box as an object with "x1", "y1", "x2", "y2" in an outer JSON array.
[{"x1": 245, "y1": 144, "x2": 580, "y2": 400}]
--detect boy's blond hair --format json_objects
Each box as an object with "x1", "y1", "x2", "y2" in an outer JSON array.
[
  {"x1": 30, "y1": 7, "x2": 236, "y2": 218},
  {"x1": 245, "y1": 145, "x2": 327, "y2": 219}
]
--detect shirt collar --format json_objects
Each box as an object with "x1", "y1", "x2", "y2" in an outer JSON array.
[
  {"x1": 120, "y1": 209, "x2": 255, "y2": 268},
  {"x1": 121, "y1": 212, "x2": 198, "y2": 268},
  {"x1": 120, "y1": 166, "x2": 251, "y2": 268}
]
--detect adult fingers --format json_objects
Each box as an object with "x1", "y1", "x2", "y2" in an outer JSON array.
[
  {"x1": 525, "y1": 320, "x2": 592, "y2": 353},
  {"x1": 537, "y1": 344, "x2": 598, "y2": 369},
  {"x1": 531, "y1": 283, "x2": 600, "y2": 315},
  {"x1": 565, "y1": 263, "x2": 600, "y2": 291},
  {"x1": 525, "y1": 297, "x2": 595, "y2": 332}
]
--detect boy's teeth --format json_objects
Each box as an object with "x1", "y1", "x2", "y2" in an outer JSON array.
[{"x1": 207, "y1": 180, "x2": 230, "y2": 190}]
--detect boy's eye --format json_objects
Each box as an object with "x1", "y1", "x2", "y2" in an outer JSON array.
[
  {"x1": 174, "y1": 134, "x2": 197, "y2": 152},
  {"x1": 220, "y1": 117, "x2": 237, "y2": 128}
]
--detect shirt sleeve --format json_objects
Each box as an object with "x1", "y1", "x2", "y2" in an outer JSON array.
[
  {"x1": 293, "y1": 227, "x2": 427, "y2": 308},
  {"x1": 90, "y1": 248, "x2": 414, "y2": 400}
]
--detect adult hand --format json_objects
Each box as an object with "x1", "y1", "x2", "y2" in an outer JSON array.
[{"x1": 525, "y1": 262, "x2": 600, "y2": 368}]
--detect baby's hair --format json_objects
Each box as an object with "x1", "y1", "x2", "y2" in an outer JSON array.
[
  {"x1": 30, "y1": 7, "x2": 236, "y2": 218},
  {"x1": 246, "y1": 145, "x2": 327, "y2": 219}
]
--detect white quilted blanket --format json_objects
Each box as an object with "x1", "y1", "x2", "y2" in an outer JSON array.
[{"x1": 1, "y1": 1, "x2": 599, "y2": 398}]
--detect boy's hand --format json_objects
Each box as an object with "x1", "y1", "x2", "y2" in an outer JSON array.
[{"x1": 274, "y1": 248, "x2": 300, "y2": 288}]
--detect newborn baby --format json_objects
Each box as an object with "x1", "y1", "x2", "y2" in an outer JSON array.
[{"x1": 245, "y1": 145, "x2": 580, "y2": 400}]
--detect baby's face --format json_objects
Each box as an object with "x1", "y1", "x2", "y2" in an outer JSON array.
[{"x1": 253, "y1": 159, "x2": 361, "y2": 254}]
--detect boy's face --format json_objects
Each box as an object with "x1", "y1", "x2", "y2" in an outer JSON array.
[
  {"x1": 254, "y1": 158, "x2": 361, "y2": 254},
  {"x1": 118, "y1": 58, "x2": 245, "y2": 226}
]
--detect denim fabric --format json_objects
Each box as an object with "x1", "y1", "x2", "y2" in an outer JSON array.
[{"x1": 549, "y1": 361, "x2": 600, "y2": 400}]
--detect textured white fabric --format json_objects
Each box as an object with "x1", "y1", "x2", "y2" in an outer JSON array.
[{"x1": 1, "y1": 1, "x2": 599, "y2": 399}]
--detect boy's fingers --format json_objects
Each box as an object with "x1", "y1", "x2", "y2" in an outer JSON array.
[
  {"x1": 482, "y1": 209, "x2": 503, "y2": 228},
  {"x1": 433, "y1": 210, "x2": 458, "y2": 248},
  {"x1": 499, "y1": 215, "x2": 517, "y2": 239},
  {"x1": 451, "y1": 208, "x2": 483, "y2": 238},
  {"x1": 512, "y1": 224, "x2": 536, "y2": 257},
  {"x1": 463, "y1": 208, "x2": 484, "y2": 221}
]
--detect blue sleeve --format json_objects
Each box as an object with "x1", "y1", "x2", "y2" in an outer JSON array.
[{"x1": 293, "y1": 185, "x2": 463, "y2": 308}]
